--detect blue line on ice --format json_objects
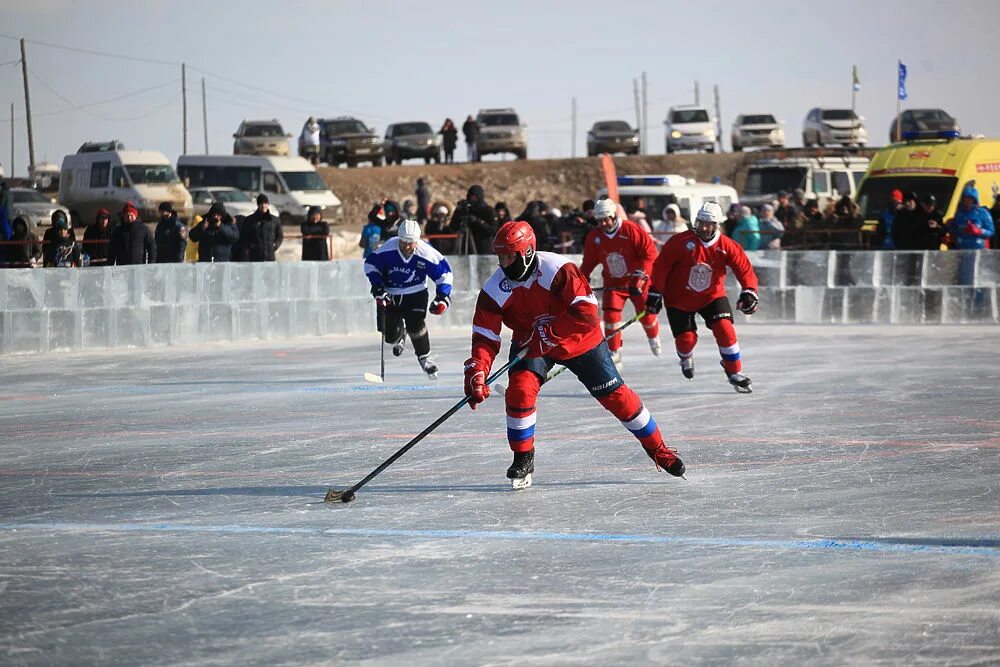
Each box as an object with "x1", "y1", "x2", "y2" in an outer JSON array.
[{"x1": 1, "y1": 522, "x2": 998, "y2": 557}]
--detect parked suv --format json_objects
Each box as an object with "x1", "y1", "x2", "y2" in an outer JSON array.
[
  {"x1": 888, "y1": 108, "x2": 959, "y2": 143},
  {"x1": 731, "y1": 113, "x2": 784, "y2": 151},
  {"x1": 665, "y1": 105, "x2": 716, "y2": 153},
  {"x1": 384, "y1": 122, "x2": 441, "y2": 164},
  {"x1": 233, "y1": 119, "x2": 291, "y2": 156},
  {"x1": 475, "y1": 108, "x2": 527, "y2": 160},
  {"x1": 319, "y1": 117, "x2": 384, "y2": 167},
  {"x1": 802, "y1": 108, "x2": 868, "y2": 147},
  {"x1": 586, "y1": 120, "x2": 640, "y2": 156}
]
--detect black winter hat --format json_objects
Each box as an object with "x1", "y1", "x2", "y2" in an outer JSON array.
[
  {"x1": 158, "y1": 201, "x2": 174, "y2": 213},
  {"x1": 256, "y1": 193, "x2": 269, "y2": 205}
]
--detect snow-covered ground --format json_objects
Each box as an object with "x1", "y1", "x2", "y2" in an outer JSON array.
[{"x1": 1, "y1": 325, "x2": 998, "y2": 664}]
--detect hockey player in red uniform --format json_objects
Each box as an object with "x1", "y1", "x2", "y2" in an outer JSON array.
[
  {"x1": 645, "y1": 202, "x2": 759, "y2": 393},
  {"x1": 579, "y1": 198, "x2": 661, "y2": 366},
  {"x1": 464, "y1": 220, "x2": 685, "y2": 489}
]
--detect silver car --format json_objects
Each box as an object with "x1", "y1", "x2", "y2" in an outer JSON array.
[
  {"x1": 10, "y1": 187, "x2": 70, "y2": 232},
  {"x1": 802, "y1": 108, "x2": 868, "y2": 147},
  {"x1": 189, "y1": 187, "x2": 275, "y2": 219},
  {"x1": 731, "y1": 114, "x2": 785, "y2": 151},
  {"x1": 233, "y1": 119, "x2": 292, "y2": 156}
]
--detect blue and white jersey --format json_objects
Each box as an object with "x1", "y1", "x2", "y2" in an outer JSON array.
[{"x1": 363, "y1": 237, "x2": 453, "y2": 297}]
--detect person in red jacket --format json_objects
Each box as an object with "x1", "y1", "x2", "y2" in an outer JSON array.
[
  {"x1": 464, "y1": 220, "x2": 685, "y2": 490},
  {"x1": 579, "y1": 198, "x2": 661, "y2": 366},
  {"x1": 646, "y1": 202, "x2": 759, "y2": 393}
]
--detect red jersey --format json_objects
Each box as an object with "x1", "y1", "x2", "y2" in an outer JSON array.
[
  {"x1": 579, "y1": 219, "x2": 658, "y2": 289},
  {"x1": 471, "y1": 252, "x2": 603, "y2": 368},
  {"x1": 650, "y1": 230, "x2": 759, "y2": 312}
]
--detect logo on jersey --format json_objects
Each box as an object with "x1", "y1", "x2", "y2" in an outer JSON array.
[
  {"x1": 606, "y1": 252, "x2": 628, "y2": 278},
  {"x1": 594, "y1": 236, "x2": 601, "y2": 246},
  {"x1": 499, "y1": 278, "x2": 513, "y2": 293},
  {"x1": 687, "y1": 263, "x2": 713, "y2": 292},
  {"x1": 685, "y1": 240, "x2": 695, "y2": 251}
]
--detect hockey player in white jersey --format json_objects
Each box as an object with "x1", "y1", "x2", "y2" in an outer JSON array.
[{"x1": 363, "y1": 219, "x2": 453, "y2": 378}]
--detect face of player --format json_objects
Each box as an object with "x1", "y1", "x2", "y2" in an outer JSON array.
[
  {"x1": 497, "y1": 252, "x2": 516, "y2": 268},
  {"x1": 597, "y1": 215, "x2": 618, "y2": 233},
  {"x1": 694, "y1": 220, "x2": 717, "y2": 242},
  {"x1": 399, "y1": 240, "x2": 417, "y2": 258}
]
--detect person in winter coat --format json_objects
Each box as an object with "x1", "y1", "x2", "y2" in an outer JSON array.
[
  {"x1": 6, "y1": 216, "x2": 41, "y2": 267},
  {"x1": 45, "y1": 214, "x2": 81, "y2": 267},
  {"x1": 239, "y1": 194, "x2": 283, "y2": 261},
  {"x1": 450, "y1": 184, "x2": 497, "y2": 254},
  {"x1": 516, "y1": 201, "x2": 552, "y2": 252},
  {"x1": 890, "y1": 192, "x2": 925, "y2": 251},
  {"x1": 874, "y1": 189, "x2": 904, "y2": 250},
  {"x1": 495, "y1": 201, "x2": 512, "y2": 224},
  {"x1": 0, "y1": 180, "x2": 12, "y2": 243},
  {"x1": 188, "y1": 202, "x2": 239, "y2": 262},
  {"x1": 462, "y1": 115, "x2": 480, "y2": 162},
  {"x1": 42, "y1": 210, "x2": 70, "y2": 262},
  {"x1": 83, "y1": 208, "x2": 115, "y2": 265},
  {"x1": 424, "y1": 203, "x2": 454, "y2": 255},
  {"x1": 730, "y1": 205, "x2": 762, "y2": 250},
  {"x1": 439, "y1": 119, "x2": 458, "y2": 164},
  {"x1": 757, "y1": 204, "x2": 785, "y2": 250},
  {"x1": 107, "y1": 201, "x2": 156, "y2": 265},
  {"x1": 415, "y1": 178, "x2": 430, "y2": 224},
  {"x1": 918, "y1": 194, "x2": 947, "y2": 250},
  {"x1": 948, "y1": 184, "x2": 995, "y2": 250},
  {"x1": 154, "y1": 201, "x2": 188, "y2": 263},
  {"x1": 300, "y1": 205, "x2": 330, "y2": 261},
  {"x1": 652, "y1": 203, "x2": 688, "y2": 248}
]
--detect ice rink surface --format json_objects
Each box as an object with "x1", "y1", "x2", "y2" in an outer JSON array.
[{"x1": 2, "y1": 324, "x2": 999, "y2": 665}]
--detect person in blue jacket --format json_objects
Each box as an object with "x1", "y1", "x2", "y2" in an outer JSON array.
[
  {"x1": 730, "y1": 205, "x2": 761, "y2": 250},
  {"x1": 948, "y1": 184, "x2": 995, "y2": 286},
  {"x1": 364, "y1": 219, "x2": 453, "y2": 378}
]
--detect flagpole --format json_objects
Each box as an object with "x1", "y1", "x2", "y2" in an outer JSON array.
[
  {"x1": 850, "y1": 81, "x2": 857, "y2": 146},
  {"x1": 895, "y1": 60, "x2": 902, "y2": 143}
]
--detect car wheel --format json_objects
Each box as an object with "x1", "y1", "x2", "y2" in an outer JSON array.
[
  {"x1": 373, "y1": 157, "x2": 383, "y2": 167},
  {"x1": 666, "y1": 145, "x2": 674, "y2": 154},
  {"x1": 802, "y1": 133, "x2": 811, "y2": 147},
  {"x1": 707, "y1": 147, "x2": 715, "y2": 153},
  {"x1": 733, "y1": 143, "x2": 742, "y2": 152},
  {"x1": 515, "y1": 149, "x2": 526, "y2": 160},
  {"x1": 424, "y1": 157, "x2": 431, "y2": 165},
  {"x1": 433, "y1": 152, "x2": 441, "y2": 164}
]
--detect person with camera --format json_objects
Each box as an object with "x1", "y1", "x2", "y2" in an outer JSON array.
[
  {"x1": 645, "y1": 202, "x2": 760, "y2": 393},
  {"x1": 449, "y1": 184, "x2": 497, "y2": 254},
  {"x1": 580, "y1": 198, "x2": 661, "y2": 365},
  {"x1": 364, "y1": 219, "x2": 453, "y2": 379},
  {"x1": 189, "y1": 202, "x2": 240, "y2": 262}
]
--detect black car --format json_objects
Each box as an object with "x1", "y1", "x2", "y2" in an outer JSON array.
[
  {"x1": 889, "y1": 109, "x2": 959, "y2": 143},
  {"x1": 384, "y1": 122, "x2": 441, "y2": 164},
  {"x1": 586, "y1": 120, "x2": 640, "y2": 156},
  {"x1": 319, "y1": 117, "x2": 384, "y2": 168}
]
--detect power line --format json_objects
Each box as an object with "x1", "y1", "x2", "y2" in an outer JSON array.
[
  {"x1": 26, "y1": 70, "x2": 181, "y2": 118},
  {"x1": 0, "y1": 32, "x2": 178, "y2": 67}
]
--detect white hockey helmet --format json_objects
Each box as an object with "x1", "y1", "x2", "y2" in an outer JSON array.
[
  {"x1": 694, "y1": 202, "x2": 724, "y2": 242},
  {"x1": 398, "y1": 219, "x2": 421, "y2": 243},
  {"x1": 593, "y1": 198, "x2": 617, "y2": 220}
]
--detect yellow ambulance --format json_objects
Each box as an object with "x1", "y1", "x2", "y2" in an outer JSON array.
[{"x1": 856, "y1": 136, "x2": 1000, "y2": 231}]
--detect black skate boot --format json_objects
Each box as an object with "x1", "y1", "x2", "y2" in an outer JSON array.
[
  {"x1": 643, "y1": 442, "x2": 686, "y2": 478},
  {"x1": 721, "y1": 362, "x2": 752, "y2": 393},
  {"x1": 418, "y1": 354, "x2": 438, "y2": 379},
  {"x1": 391, "y1": 339, "x2": 405, "y2": 357},
  {"x1": 680, "y1": 356, "x2": 694, "y2": 380},
  {"x1": 506, "y1": 449, "x2": 535, "y2": 490}
]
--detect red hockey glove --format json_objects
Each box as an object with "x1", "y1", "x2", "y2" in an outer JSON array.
[
  {"x1": 463, "y1": 358, "x2": 491, "y2": 410},
  {"x1": 736, "y1": 289, "x2": 759, "y2": 315},
  {"x1": 965, "y1": 222, "x2": 983, "y2": 237},
  {"x1": 628, "y1": 270, "x2": 649, "y2": 297},
  {"x1": 645, "y1": 290, "x2": 664, "y2": 315},
  {"x1": 429, "y1": 295, "x2": 450, "y2": 315},
  {"x1": 527, "y1": 315, "x2": 558, "y2": 358},
  {"x1": 370, "y1": 285, "x2": 391, "y2": 308}
]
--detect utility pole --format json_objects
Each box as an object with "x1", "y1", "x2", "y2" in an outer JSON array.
[
  {"x1": 713, "y1": 84, "x2": 723, "y2": 152},
  {"x1": 20, "y1": 39, "x2": 35, "y2": 171},
  {"x1": 632, "y1": 77, "x2": 641, "y2": 149},
  {"x1": 201, "y1": 77, "x2": 209, "y2": 154},
  {"x1": 10, "y1": 102, "x2": 14, "y2": 177},
  {"x1": 181, "y1": 63, "x2": 188, "y2": 155},
  {"x1": 571, "y1": 96, "x2": 577, "y2": 159},
  {"x1": 641, "y1": 71, "x2": 648, "y2": 156}
]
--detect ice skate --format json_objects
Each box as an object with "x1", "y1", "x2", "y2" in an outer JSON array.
[
  {"x1": 506, "y1": 450, "x2": 534, "y2": 490},
  {"x1": 648, "y1": 336, "x2": 662, "y2": 357},
  {"x1": 728, "y1": 372, "x2": 752, "y2": 393},
  {"x1": 610, "y1": 349, "x2": 623, "y2": 369},
  {"x1": 418, "y1": 354, "x2": 438, "y2": 379},
  {"x1": 643, "y1": 442, "x2": 686, "y2": 478},
  {"x1": 391, "y1": 339, "x2": 405, "y2": 357},
  {"x1": 680, "y1": 356, "x2": 694, "y2": 380}
]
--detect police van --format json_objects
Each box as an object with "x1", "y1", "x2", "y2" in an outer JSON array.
[
  {"x1": 855, "y1": 136, "x2": 1000, "y2": 231},
  {"x1": 176, "y1": 155, "x2": 342, "y2": 224},
  {"x1": 597, "y1": 174, "x2": 738, "y2": 226}
]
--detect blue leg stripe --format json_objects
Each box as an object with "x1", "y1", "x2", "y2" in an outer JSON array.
[
  {"x1": 721, "y1": 351, "x2": 741, "y2": 362},
  {"x1": 629, "y1": 416, "x2": 658, "y2": 439},
  {"x1": 507, "y1": 425, "x2": 535, "y2": 442}
]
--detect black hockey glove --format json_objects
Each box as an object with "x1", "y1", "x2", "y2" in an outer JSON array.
[
  {"x1": 370, "y1": 285, "x2": 391, "y2": 308},
  {"x1": 645, "y1": 290, "x2": 664, "y2": 315},
  {"x1": 429, "y1": 295, "x2": 450, "y2": 315},
  {"x1": 736, "y1": 289, "x2": 759, "y2": 315}
]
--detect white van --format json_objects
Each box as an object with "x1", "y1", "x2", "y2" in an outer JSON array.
[
  {"x1": 60, "y1": 149, "x2": 193, "y2": 226},
  {"x1": 176, "y1": 155, "x2": 342, "y2": 224},
  {"x1": 742, "y1": 154, "x2": 871, "y2": 210},
  {"x1": 597, "y1": 174, "x2": 738, "y2": 241}
]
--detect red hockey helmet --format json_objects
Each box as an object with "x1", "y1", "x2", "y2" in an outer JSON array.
[{"x1": 493, "y1": 220, "x2": 538, "y2": 281}]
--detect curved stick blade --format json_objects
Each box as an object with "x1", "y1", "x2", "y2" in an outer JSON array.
[
  {"x1": 324, "y1": 488, "x2": 345, "y2": 502},
  {"x1": 363, "y1": 372, "x2": 384, "y2": 384}
]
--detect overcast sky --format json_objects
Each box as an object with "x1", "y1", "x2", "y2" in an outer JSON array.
[{"x1": 2, "y1": 0, "x2": 999, "y2": 175}]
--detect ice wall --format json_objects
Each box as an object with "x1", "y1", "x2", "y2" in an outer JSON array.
[{"x1": 1, "y1": 251, "x2": 997, "y2": 354}]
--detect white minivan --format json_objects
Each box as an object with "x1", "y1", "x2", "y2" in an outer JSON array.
[
  {"x1": 60, "y1": 149, "x2": 193, "y2": 226},
  {"x1": 176, "y1": 155, "x2": 342, "y2": 224}
]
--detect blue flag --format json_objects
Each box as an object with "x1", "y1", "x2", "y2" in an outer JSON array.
[{"x1": 897, "y1": 61, "x2": 908, "y2": 101}]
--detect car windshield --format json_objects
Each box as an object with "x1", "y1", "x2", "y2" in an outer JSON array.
[
  {"x1": 856, "y1": 176, "x2": 957, "y2": 220},
  {"x1": 243, "y1": 124, "x2": 284, "y2": 138},
  {"x1": 594, "y1": 121, "x2": 632, "y2": 132},
  {"x1": 324, "y1": 120, "x2": 368, "y2": 136},
  {"x1": 744, "y1": 167, "x2": 808, "y2": 195},
  {"x1": 908, "y1": 109, "x2": 951, "y2": 122},
  {"x1": 821, "y1": 110, "x2": 857, "y2": 121},
  {"x1": 670, "y1": 109, "x2": 709, "y2": 123},
  {"x1": 478, "y1": 114, "x2": 519, "y2": 127},
  {"x1": 12, "y1": 190, "x2": 51, "y2": 204},
  {"x1": 280, "y1": 171, "x2": 327, "y2": 192},
  {"x1": 741, "y1": 115, "x2": 776, "y2": 125},
  {"x1": 212, "y1": 190, "x2": 252, "y2": 203},
  {"x1": 619, "y1": 195, "x2": 680, "y2": 222},
  {"x1": 393, "y1": 122, "x2": 433, "y2": 136},
  {"x1": 125, "y1": 164, "x2": 180, "y2": 184}
]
